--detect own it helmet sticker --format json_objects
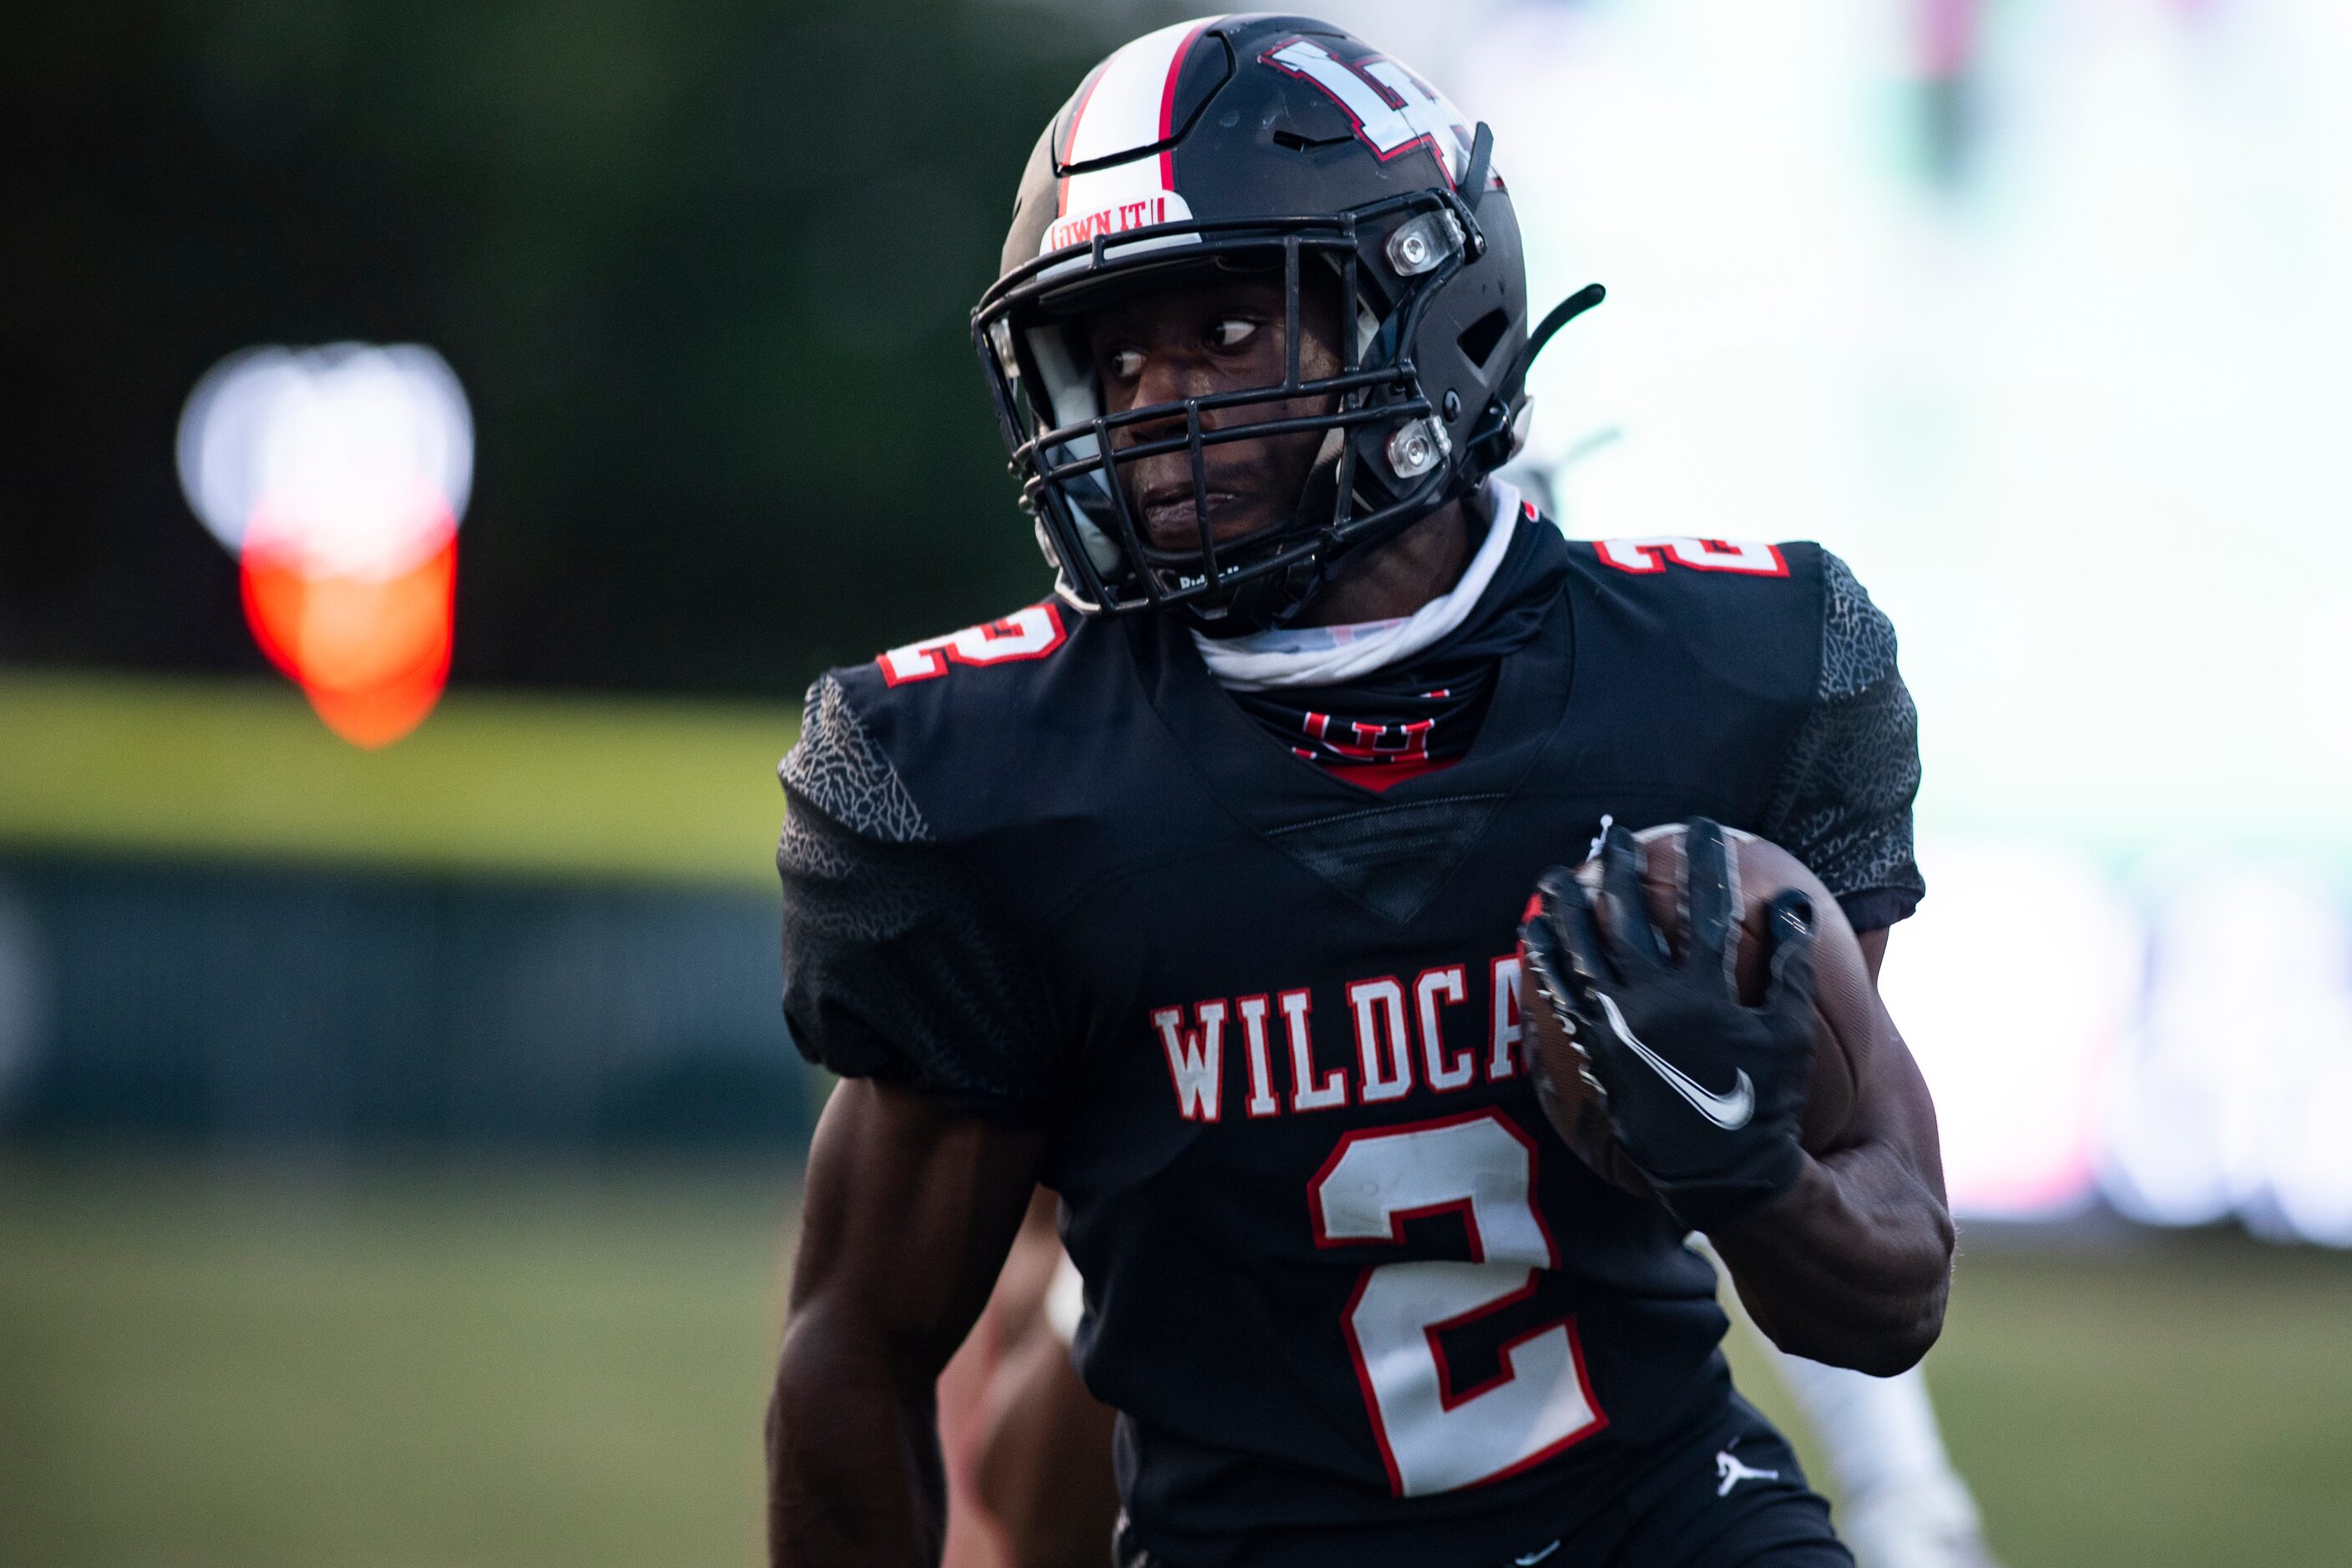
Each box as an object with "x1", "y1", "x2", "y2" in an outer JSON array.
[{"x1": 1045, "y1": 18, "x2": 1215, "y2": 255}]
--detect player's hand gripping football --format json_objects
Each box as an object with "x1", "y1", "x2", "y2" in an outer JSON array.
[{"x1": 1520, "y1": 819, "x2": 1818, "y2": 1232}]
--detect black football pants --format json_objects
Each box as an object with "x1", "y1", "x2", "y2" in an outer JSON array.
[
  {"x1": 1519, "y1": 1393, "x2": 1852, "y2": 1568},
  {"x1": 1111, "y1": 1395, "x2": 1850, "y2": 1568}
]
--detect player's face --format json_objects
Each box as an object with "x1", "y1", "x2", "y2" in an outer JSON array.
[{"x1": 1084, "y1": 266, "x2": 1343, "y2": 554}]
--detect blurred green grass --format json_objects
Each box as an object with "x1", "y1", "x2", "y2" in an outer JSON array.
[
  {"x1": 1727, "y1": 1230, "x2": 2352, "y2": 1567},
  {"x1": 3, "y1": 1158, "x2": 2349, "y2": 1568},
  {"x1": 0, "y1": 1159, "x2": 793, "y2": 1568},
  {"x1": 0, "y1": 672, "x2": 799, "y2": 885}
]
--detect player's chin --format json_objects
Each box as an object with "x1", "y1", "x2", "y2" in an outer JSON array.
[{"x1": 1140, "y1": 494, "x2": 1285, "y2": 554}]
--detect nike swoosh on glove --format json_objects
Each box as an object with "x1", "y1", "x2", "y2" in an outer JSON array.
[{"x1": 1520, "y1": 818, "x2": 1818, "y2": 1232}]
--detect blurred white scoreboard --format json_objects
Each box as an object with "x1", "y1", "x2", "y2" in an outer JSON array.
[
  {"x1": 1447, "y1": 0, "x2": 2352, "y2": 1240},
  {"x1": 1884, "y1": 842, "x2": 2352, "y2": 1243}
]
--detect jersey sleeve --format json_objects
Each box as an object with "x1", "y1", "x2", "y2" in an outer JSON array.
[
  {"x1": 776, "y1": 675, "x2": 1062, "y2": 1116},
  {"x1": 1763, "y1": 552, "x2": 1926, "y2": 933}
]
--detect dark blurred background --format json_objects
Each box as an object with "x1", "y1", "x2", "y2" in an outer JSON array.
[
  {"x1": 3, "y1": 0, "x2": 1111, "y2": 693},
  {"x1": 0, "y1": 0, "x2": 1161, "y2": 1163},
  {"x1": 4, "y1": 15, "x2": 1130, "y2": 1556}
]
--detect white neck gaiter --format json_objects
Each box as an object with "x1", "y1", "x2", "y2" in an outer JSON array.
[{"x1": 1191, "y1": 478, "x2": 1523, "y2": 693}]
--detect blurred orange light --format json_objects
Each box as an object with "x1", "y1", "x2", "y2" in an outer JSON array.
[
  {"x1": 240, "y1": 521, "x2": 458, "y2": 749},
  {"x1": 177, "y1": 342, "x2": 473, "y2": 749}
]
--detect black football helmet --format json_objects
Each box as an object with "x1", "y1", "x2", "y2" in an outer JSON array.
[{"x1": 974, "y1": 13, "x2": 1600, "y2": 629}]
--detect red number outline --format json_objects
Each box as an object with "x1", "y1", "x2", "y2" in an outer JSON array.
[
  {"x1": 877, "y1": 602, "x2": 1069, "y2": 686},
  {"x1": 1591, "y1": 538, "x2": 1790, "y2": 577},
  {"x1": 1308, "y1": 1107, "x2": 1608, "y2": 1495}
]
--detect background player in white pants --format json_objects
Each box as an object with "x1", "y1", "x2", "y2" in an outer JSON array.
[{"x1": 1709, "y1": 1239, "x2": 1997, "y2": 1568}]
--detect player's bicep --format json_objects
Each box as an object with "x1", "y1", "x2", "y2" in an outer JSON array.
[
  {"x1": 1836, "y1": 929, "x2": 1946, "y2": 1205},
  {"x1": 790, "y1": 1079, "x2": 1047, "y2": 1374},
  {"x1": 776, "y1": 688, "x2": 1061, "y2": 1114}
]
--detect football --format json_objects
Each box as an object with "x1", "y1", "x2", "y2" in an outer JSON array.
[{"x1": 1521, "y1": 823, "x2": 1879, "y2": 1199}]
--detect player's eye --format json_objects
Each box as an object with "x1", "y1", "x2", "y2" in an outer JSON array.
[
  {"x1": 1106, "y1": 346, "x2": 1146, "y2": 381},
  {"x1": 1208, "y1": 316, "x2": 1259, "y2": 350}
]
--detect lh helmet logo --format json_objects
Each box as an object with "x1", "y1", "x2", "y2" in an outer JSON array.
[{"x1": 1261, "y1": 37, "x2": 1474, "y2": 184}]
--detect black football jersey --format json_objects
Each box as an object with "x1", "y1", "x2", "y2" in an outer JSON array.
[{"x1": 776, "y1": 514, "x2": 1922, "y2": 1568}]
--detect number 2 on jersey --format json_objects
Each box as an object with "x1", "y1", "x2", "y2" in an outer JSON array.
[{"x1": 1311, "y1": 1108, "x2": 1606, "y2": 1495}]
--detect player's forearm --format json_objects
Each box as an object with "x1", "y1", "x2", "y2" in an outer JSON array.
[
  {"x1": 766, "y1": 1307, "x2": 947, "y2": 1568},
  {"x1": 1707, "y1": 1137, "x2": 1953, "y2": 1375}
]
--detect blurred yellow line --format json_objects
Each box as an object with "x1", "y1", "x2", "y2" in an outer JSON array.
[{"x1": 0, "y1": 670, "x2": 799, "y2": 888}]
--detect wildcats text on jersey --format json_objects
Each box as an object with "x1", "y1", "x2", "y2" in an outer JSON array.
[{"x1": 1151, "y1": 954, "x2": 1524, "y2": 1123}]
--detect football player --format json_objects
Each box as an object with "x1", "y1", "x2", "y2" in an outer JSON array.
[{"x1": 768, "y1": 16, "x2": 1955, "y2": 1568}]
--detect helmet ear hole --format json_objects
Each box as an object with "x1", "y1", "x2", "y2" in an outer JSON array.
[{"x1": 1457, "y1": 308, "x2": 1511, "y2": 372}]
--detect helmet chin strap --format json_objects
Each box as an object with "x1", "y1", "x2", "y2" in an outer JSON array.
[
  {"x1": 1192, "y1": 457, "x2": 1345, "y2": 636},
  {"x1": 1204, "y1": 441, "x2": 1477, "y2": 635}
]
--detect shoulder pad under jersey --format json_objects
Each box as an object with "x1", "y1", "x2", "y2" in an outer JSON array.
[
  {"x1": 788, "y1": 599, "x2": 1134, "y2": 847},
  {"x1": 1563, "y1": 535, "x2": 1831, "y2": 707}
]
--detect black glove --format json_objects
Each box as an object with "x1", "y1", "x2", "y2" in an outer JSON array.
[{"x1": 1520, "y1": 818, "x2": 1818, "y2": 1231}]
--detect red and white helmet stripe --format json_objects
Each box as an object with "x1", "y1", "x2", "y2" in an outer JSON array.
[{"x1": 1045, "y1": 16, "x2": 1222, "y2": 255}]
